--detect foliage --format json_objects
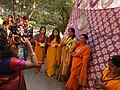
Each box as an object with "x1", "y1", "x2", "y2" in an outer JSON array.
[{"x1": 0, "y1": 0, "x2": 74, "y2": 33}]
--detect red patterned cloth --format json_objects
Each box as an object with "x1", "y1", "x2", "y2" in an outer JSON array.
[{"x1": 0, "y1": 57, "x2": 26, "y2": 90}]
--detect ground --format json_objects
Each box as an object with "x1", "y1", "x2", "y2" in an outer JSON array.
[{"x1": 24, "y1": 63, "x2": 66, "y2": 90}]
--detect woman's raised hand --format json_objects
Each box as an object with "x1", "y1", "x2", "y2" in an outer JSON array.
[{"x1": 21, "y1": 37, "x2": 32, "y2": 48}]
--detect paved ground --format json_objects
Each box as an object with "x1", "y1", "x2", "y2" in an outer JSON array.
[{"x1": 24, "y1": 63, "x2": 66, "y2": 90}]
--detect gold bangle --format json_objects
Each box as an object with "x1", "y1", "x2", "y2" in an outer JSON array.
[{"x1": 30, "y1": 52, "x2": 35, "y2": 56}]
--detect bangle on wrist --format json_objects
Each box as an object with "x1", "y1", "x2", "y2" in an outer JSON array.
[{"x1": 30, "y1": 52, "x2": 35, "y2": 56}]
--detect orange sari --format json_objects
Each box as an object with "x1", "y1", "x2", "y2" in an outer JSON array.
[
  {"x1": 101, "y1": 67, "x2": 120, "y2": 90},
  {"x1": 46, "y1": 38, "x2": 61, "y2": 77},
  {"x1": 34, "y1": 41, "x2": 45, "y2": 66},
  {"x1": 66, "y1": 45, "x2": 90, "y2": 90},
  {"x1": 34, "y1": 34, "x2": 47, "y2": 66}
]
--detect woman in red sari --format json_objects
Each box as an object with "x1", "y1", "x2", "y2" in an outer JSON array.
[
  {"x1": 66, "y1": 34, "x2": 91, "y2": 90},
  {"x1": 0, "y1": 28, "x2": 38, "y2": 90}
]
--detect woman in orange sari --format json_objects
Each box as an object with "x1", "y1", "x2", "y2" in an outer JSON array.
[
  {"x1": 95, "y1": 55, "x2": 120, "y2": 90},
  {"x1": 46, "y1": 28, "x2": 61, "y2": 77},
  {"x1": 66, "y1": 34, "x2": 91, "y2": 90},
  {"x1": 34, "y1": 26, "x2": 47, "y2": 72}
]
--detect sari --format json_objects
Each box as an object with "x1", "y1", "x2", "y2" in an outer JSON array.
[
  {"x1": 0, "y1": 57, "x2": 26, "y2": 90},
  {"x1": 46, "y1": 38, "x2": 61, "y2": 77},
  {"x1": 56, "y1": 36, "x2": 77, "y2": 81},
  {"x1": 100, "y1": 67, "x2": 120, "y2": 90},
  {"x1": 66, "y1": 44, "x2": 91, "y2": 90},
  {"x1": 34, "y1": 34, "x2": 47, "y2": 67}
]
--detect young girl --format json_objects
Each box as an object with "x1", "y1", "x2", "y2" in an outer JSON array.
[{"x1": 46, "y1": 28, "x2": 61, "y2": 77}]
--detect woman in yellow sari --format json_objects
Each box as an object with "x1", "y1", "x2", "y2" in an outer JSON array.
[
  {"x1": 95, "y1": 55, "x2": 120, "y2": 90},
  {"x1": 46, "y1": 28, "x2": 61, "y2": 77},
  {"x1": 66, "y1": 34, "x2": 91, "y2": 90},
  {"x1": 56, "y1": 28, "x2": 77, "y2": 81},
  {"x1": 34, "y1": 26, "x2": 47, "y2": 72}
]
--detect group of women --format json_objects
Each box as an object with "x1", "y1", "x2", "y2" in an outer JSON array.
[
  {"x1": 34, "y1": 26, "x2": 91, "y2": 90},
  {"x1": 34, "y1": 26, "x2": 120, "y2": 90},
  {"x1": 0, "y1": 22, "x2": 120, "y2": 90}
]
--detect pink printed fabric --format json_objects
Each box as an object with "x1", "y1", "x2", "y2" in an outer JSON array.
[
  {"x1": 10, "y1": 57, "x2": 26, "y2": 71},
  {"x1": 65, "y1": 3, "x2": 120, "y2": 89}
]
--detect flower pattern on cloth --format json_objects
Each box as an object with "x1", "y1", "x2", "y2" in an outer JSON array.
[{"x1": 65, "y1": 4, "x2": 120, "y2": 89}]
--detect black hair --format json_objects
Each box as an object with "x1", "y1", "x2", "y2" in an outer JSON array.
[
  {"x1": 18, "y1": 15, "x2": 23, "y2": 18},
  {"x1": 7, "y1": 15, "x2": 14, "y2": 23},
  {"x1": 49, "y1": 28, "x2": 60, "y2": 44},
  {"x1": 8, "y1": 15, "x2": 13, "y2": 18},
  {"x1": 23, "y1": 16, "x2": 29, "y2": 20},
  {"x1": 68, "y1": 28, "x2": 76, "y2": 39},
  {"x1": 3, "y1": 20, "x2": 9, "y2": 25},
  {"x1": 39, "y1": 26, "x2": 46, "y2": 35},
  {"x1": 81, "y1": 34, "x2": 89, "y2": 40},
  {"x1": 0, "y1": 28, "x2": 11, "y2": 59},
  {"x1": 108, "y1": 55, "x2": 120, "y2": 67}
]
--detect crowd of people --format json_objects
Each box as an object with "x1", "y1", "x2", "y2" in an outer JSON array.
[{"x1": 0, "y1": 14, "x2": 120, "y2": 90}]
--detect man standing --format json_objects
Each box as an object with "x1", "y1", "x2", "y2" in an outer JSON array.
[{"x1": 22, "y1": 16, "x2": 34, "y2": 60}]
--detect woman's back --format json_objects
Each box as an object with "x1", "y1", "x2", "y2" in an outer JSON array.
[
  {"x1": 0, "y1": 57, "x2": 26, "y2": 90},
  {"x1": 0, "y1": 27, "x2": 38, "y2": 90},
  {"x1": 0, "y1": 57, "x2": 15, "y2": 76}
]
